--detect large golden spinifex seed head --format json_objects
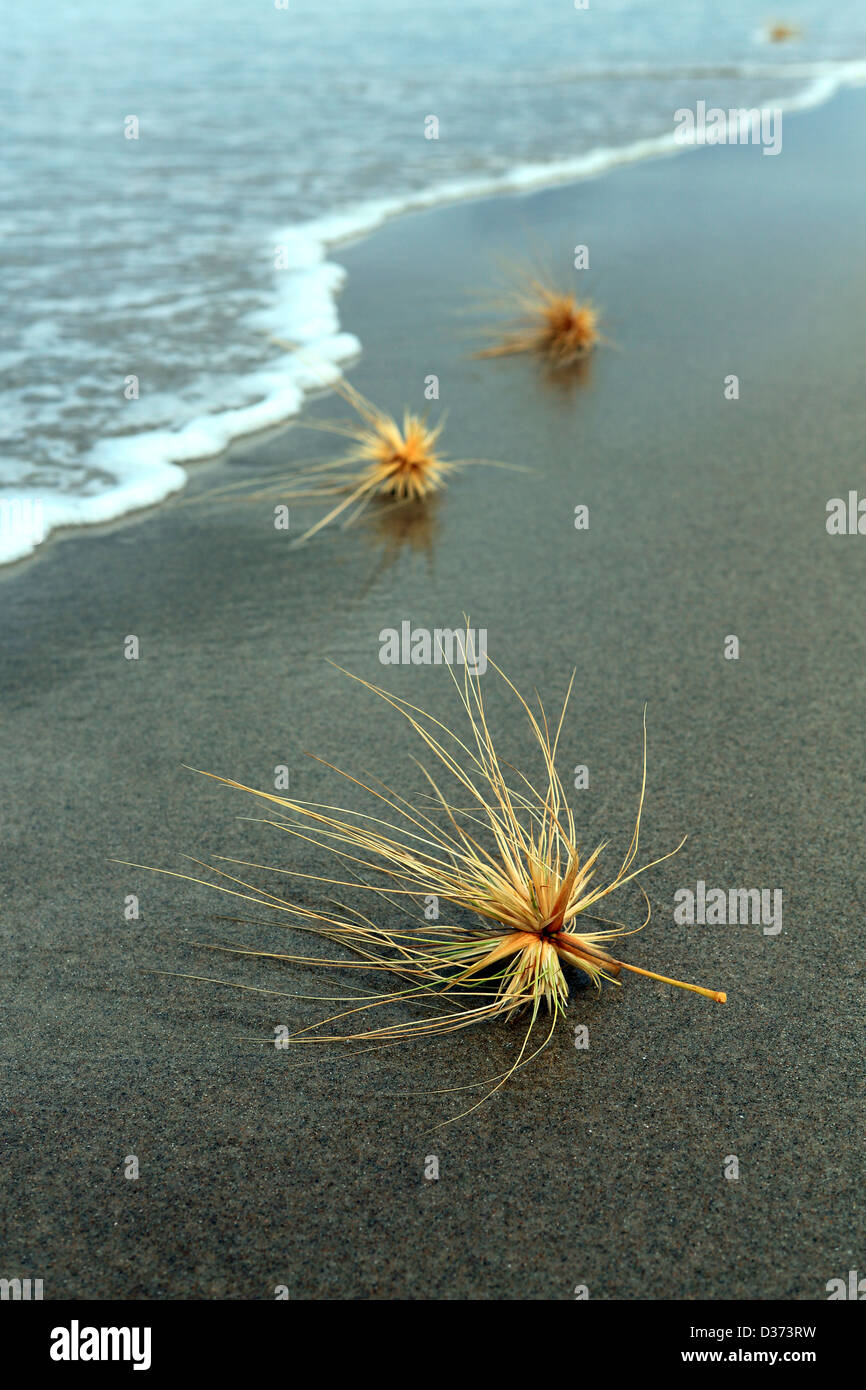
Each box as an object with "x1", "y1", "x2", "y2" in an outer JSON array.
[{"x1": 122, "y1": 647, "x2": 725, "y2": 1124}]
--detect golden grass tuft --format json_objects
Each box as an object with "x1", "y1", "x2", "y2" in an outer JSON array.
[
  {"x1": 476, "y1": 268, "x2": 603, "y2": 367},
  {"x1": 121, "y1": 646, "x2": 725, "y2": 1123}
]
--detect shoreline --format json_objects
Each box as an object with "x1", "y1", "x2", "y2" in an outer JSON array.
[{"x1": 4, "y1": 56, "x2": 866, "y2": 572}]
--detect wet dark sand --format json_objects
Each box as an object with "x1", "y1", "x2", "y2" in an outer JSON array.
[{"x1": 2, "y1": 88, "x2": 865, "y2": 1300}]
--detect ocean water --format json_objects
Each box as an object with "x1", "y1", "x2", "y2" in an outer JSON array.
[{"x1": 3, "y1": 0, "x2": 865, "y2": 564}]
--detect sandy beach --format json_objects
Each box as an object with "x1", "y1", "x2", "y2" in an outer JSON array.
[{"x1": 2, "y1": 86, "x2": 865, "y2": 1301}]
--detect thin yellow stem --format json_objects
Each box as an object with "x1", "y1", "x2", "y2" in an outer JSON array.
[{"x1": 609, "y1": 957, "x2": 726, "y2": 1003}]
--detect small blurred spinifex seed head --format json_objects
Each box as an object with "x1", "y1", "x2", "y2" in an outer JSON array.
[
  {"x1": 216, "y1": 345, "x2": 507, "y2": 546},
  {"x1": 765, "y1": 21, "x2": 802, "y2": 44},
  {"x1": 476, "y1": 267, "x2": 603, "y2": 367},
  {"x1": 253, "y1": 368, "x2": 452, "y2": 544}
]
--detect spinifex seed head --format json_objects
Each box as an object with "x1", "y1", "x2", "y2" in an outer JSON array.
[{"x1": 117, "y1": 644, "x2": 725, "y2": 1123}]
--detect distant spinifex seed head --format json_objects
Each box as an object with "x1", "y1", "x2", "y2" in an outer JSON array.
[
  {"x1": 351, "y1": 396, "x2": 449, "y2": 503},
  {"x1": 246, "y1": 369, "x2": 453, "y2": 544},
  {"x1": 214, "y1": 343, "x2": 507, "y2": 547},
  {"x1": 765, "y1": 21, "x2": 802, "y2": 44},
  {"x1": 119, "y1": 642, "x2": 725, "y2": 1123},
  {"x1": 475, "y1": 267, "x2": 604, "y2": 367}
]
